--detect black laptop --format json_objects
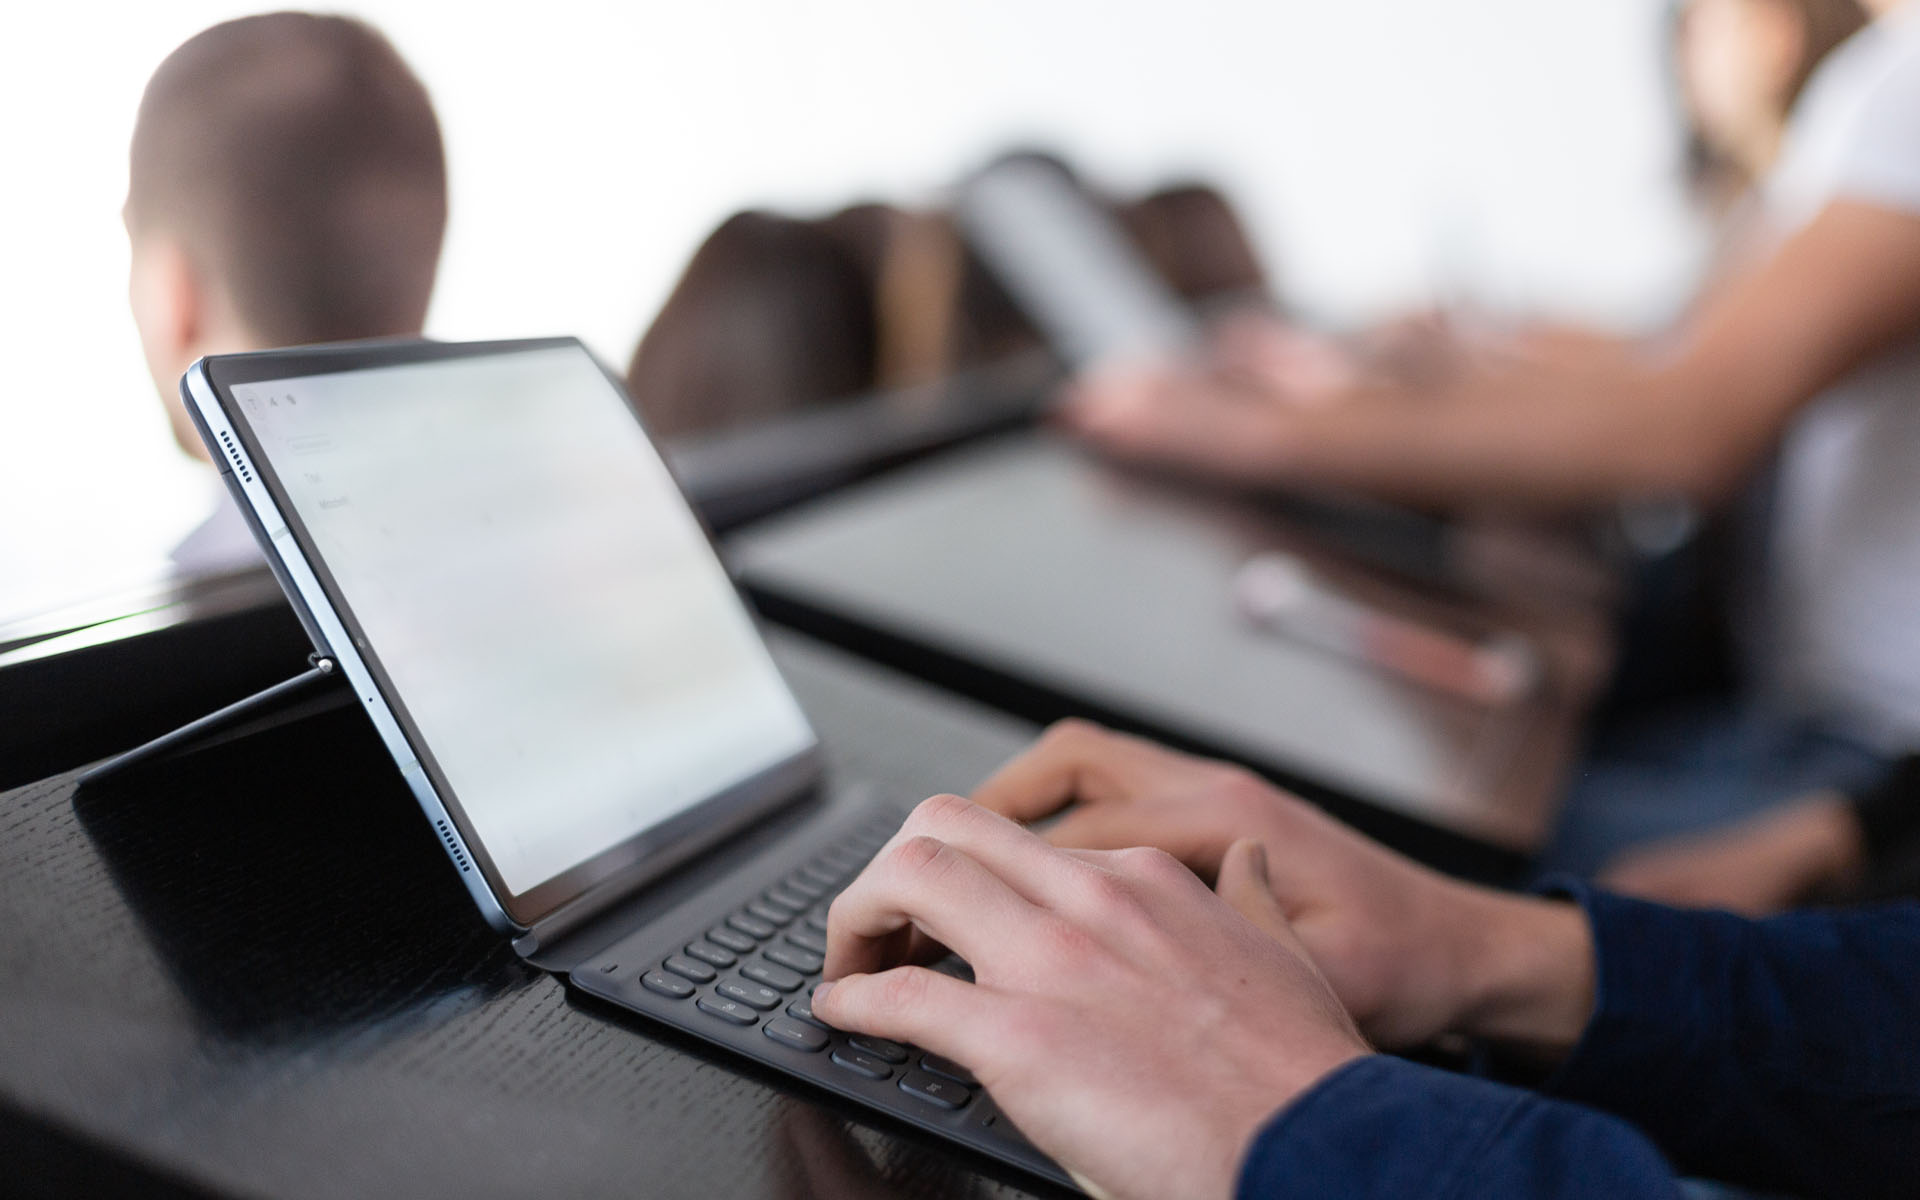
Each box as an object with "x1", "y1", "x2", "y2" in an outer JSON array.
[{"x1": 168, "y1": 336, "x2": 1069, "y2": 1189}]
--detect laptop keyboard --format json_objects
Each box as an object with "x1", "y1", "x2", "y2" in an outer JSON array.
[
  {"x1": 574, "y1": 803, "x2": 1063, "y2": 1187},
  {"x1": 631, "y1": 814, "x2": 985, "y2": 1102}
]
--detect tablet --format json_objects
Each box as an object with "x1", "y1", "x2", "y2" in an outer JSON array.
[
  {"x1": 182, "y1": 338, "x2": 820, "y2": 933},
  {"x1": 955, "y1": 158, "x2": 1201, "y2": 368}
]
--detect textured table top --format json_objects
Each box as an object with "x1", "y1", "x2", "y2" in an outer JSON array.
[{"x1": 0, "y1": 631, "x2": 1055, "y2": 1200}]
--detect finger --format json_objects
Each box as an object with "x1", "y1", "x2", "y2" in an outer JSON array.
[
  {"x1": 1054, "y1": 846, "x2": 1144, "y2": 868},
  {"x1": 811, "y1": 967, "x2": 1007, "y2": 1076},
  {"x1": 1060, "y1": 358, "x2": 1183, "y2": 416},
  {"x1": 1040, "y1": 804, "x2": 1162, "y2": 850},
  {"x1": 1060, "y1": 375, "x2": 1187, "y2": 447},
  {"x1": 971, "y1": 719, "x2": 1180, "y2": 823},
  {"x1": 1209, "y1": 322, "x2": 1361, "y2": 405},
  {"x1": 1215, "y1": 838, "x2": 1305, "y2": 953},
  {"x1": 824, "y1": 832, "x2": 1043, "y2": 980},
  {"x1": 1070, "y1": 375, "x2": 1305, "y2": 481},
  {"x1": 1215, "y1": 839, "x2": 1367, "y2": 1042},
  {"x1": 883, "y1": 793, "x2": 1110, "y2": 916},
  {"x1": 1042, "y1": 803, "x2": 1234, "y2": 878}
]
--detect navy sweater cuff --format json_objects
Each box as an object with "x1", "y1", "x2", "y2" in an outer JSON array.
[{"x1": 1235, "y1": 1055, "x2": 1674, "y2": 1200}]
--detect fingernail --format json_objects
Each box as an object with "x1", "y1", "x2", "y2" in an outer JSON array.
[
  {"x1": 812, "y1": 980, "x2": 835, "y2": 1007},
  {"x1": 1245, "y1": 841, "x2": 1270, "y2": 886}
]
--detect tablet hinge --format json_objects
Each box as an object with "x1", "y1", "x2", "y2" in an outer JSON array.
[{"x1": 512, "y1": 779, "x2": 874, "y2": 974}]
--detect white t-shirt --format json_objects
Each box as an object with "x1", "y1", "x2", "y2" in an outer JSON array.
[{"x1": 1751, "y1": 3, "x2": 1920, "y2": 751}]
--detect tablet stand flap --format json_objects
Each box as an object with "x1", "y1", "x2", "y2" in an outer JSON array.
[{"x1": 75, "y1": 654, "x2": 346, "y2": 786}]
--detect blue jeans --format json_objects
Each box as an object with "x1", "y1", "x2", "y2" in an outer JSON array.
[{"x1": 1540, "y1": 698, "x2": 1887, "y2": 878}]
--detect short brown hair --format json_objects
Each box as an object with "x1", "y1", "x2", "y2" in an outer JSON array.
[
  {"x1": 626, "y1": 210, "x2": 882, "y2": 438},
  {"x1": 128, "y1": 12, "x2": 446, "y2": 345}
]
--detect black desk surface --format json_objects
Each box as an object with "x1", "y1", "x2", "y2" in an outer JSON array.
[{"x1": 0, "y1": 631, "x2": 1055, "y2": 1200}]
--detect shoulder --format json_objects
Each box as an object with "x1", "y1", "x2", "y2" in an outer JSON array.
[{"x1": 1771, "y1": 15, "x2": 1920, "y2": 229}]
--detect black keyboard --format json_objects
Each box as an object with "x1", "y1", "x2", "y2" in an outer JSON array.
[{"x1": 570, "y1": 807, "x2": 1071, "y2": 1190}]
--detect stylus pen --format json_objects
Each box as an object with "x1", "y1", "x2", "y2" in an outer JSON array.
[{"x1": 1232, "y1": 553, "x2": 1540, "y2": 708}]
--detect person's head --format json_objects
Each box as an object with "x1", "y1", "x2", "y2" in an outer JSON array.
[
  {"x1": 126, "y1": 12, "x2": 447, "y2": 460},
  {"x1": 1118, "y1": 183, "x2": 1269, "y2": 306},
  {"x1": 625, "y1": 209, "x2": 881, "y2": 439},
  {"x1": 1674, "y1": 0, "x2": 1869, "y2": 200},
  {"x1": 626, "y1": 154, "x2": 1272, "y2": 436}
]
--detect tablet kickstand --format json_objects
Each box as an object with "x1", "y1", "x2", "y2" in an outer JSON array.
[{"x1": 76, "y1": 654, "x2": 343, "y2": 787}]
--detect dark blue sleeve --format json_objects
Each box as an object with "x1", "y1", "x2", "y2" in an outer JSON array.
[
  {"x1": 1536, "y1": 889, "x2": 1920, "y2": 1199},
  {"x1": 1236, "y1": 1056, "x2": 1681, "y2": 1200}
]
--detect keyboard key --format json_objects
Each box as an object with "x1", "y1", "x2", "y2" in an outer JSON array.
[
  {"x1": 684, "y1": 941, "x2": 737, "y2": 968},
  {"x1": 786, "y1": 996, "x2": 826, "y2": 1026},
  {"x1": 786, "y1": 927, "x2": 828, "y2": 955},
  {"x1": 848, "y1": 1035, "x2": 909, "y2": 1064},
  {"x1": 920, "y1": 1054, "x2": 977, "y2": 1085},
  {"x1": 829, "y1": 1048, "x2": 893, "y2": 1080},
  {"x1": 782, "y1": 873, "x2": 827, "y2": 900},
  {"x1": 819, "y1": 847, "x2": 864, "y2": 873},
  {"x1": 898, "y1": 1069, "x2": 972, "y2": 1110},
  {"x1": 742, "y1": 961, "x2": 805, "y2": 992},
  {"x1": 641, "y1": 970, "x2": 694, "y2": 999},
  {"x1": 696, "y1": 994, "x2": 759, "y2": 1026},
  {"x1": 716, "y1": 979, "x2": 782, "y2": 1011},
  {"x1": 663, "y1": 954, "x2": 717, "y2": 984},
  {"x1": 765, "y1": 943, "x2": 824, "y2": 974},
  {"x1": 728, "y1": 912, "x2": 777, "y2": 940},
  {"x1": 707, "y1": 926, "x2": 757, "y2": 954},
  {"x1": 805, "y1": 910, "x2": 830, "y2": 933},
  {"x1": 762, "y1": 1017, "x2": 830, "y2": 1053},
  {"x1": 798, "y1": 863, "x2": 843, "y2": 889},
  {"x1": 746, "y1": 900, "x2": 795, "y2": 926},
  {"x1": 765, "y1": 885, "x2": 812, "y2": 911}
]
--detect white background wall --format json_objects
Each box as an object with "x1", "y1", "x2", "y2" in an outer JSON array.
[{"x1": 0, "y1": 0, "x2": 1702, "y2": 619}]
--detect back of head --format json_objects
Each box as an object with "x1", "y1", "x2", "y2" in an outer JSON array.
[
  {"x1": 1119, "y1": 183, "x2": 1270, "y2": 304},
  {"x1": 127, "y1": 12, "x2": 446, "y2": 346},
  {"x1": 626, "y1": 210, "x2": 882, "y2": 438}
]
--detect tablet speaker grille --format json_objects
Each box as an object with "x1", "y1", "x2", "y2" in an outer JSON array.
[
  {"x1": 435, "y1": 819, "x2": 472, "y2": 874},
  {"x1": 217, "y1": 429, "x2": 254, "y2": 484}
]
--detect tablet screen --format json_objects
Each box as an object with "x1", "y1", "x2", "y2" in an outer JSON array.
[
  {"x1": 227, "y1": 344, "x2": 815, "y2": 898},
  {"x1": 956, "y1": 159, "x2": 1198, "y2": 368}
]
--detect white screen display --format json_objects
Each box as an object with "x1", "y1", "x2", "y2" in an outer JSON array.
[{"x1": 232, "y1": 345, "x2": 816, "y2": 896}]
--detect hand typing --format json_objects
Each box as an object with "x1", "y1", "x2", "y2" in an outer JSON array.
[{"x1": 814, "y1": 793, "x2": 1370, "y2": 1200}]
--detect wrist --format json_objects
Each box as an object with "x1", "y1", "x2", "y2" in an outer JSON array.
[
  {"x1": 1217, "y1": 1050, "x2": 1372, "y2": 1200},
  {"x1": 1445, "y1": 888, "x2": 1595, "y2": 1063}
]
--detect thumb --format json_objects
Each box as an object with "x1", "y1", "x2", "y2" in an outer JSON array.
[
  {"x1": 1216, "y1": 838, "x2": 1303, "y2": 949},
  {"x1": 1218, "y1": 838, "x2": 1370, "y2": 1046}
]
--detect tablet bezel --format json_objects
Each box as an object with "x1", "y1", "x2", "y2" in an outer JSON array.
[{"x1": 186, "y1": 336, "x2": 826, "y2": 934}]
